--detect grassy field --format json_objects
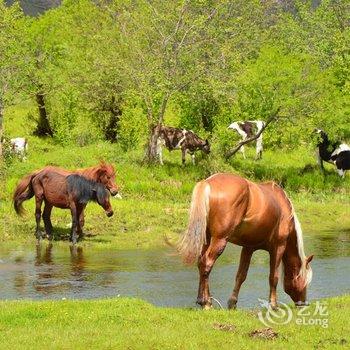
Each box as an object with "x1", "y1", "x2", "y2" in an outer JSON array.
[
  {"x1": 0, "y1": 295, "x2": 348, "y2": 349},
  {"x1": 1, "y1": 132, "x2": 350, "y2": 250},
  {"x1": 1, "y1": 105, "x2": 349, "y2": 349}
]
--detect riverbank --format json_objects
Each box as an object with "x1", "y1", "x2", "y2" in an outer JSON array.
[{"x1": 0, "y1": 295, "x2": 348, "y2": 349}]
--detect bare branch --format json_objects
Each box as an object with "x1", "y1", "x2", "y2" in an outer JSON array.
[{"x1": 225, "y1": 108, "x2": 281, "y2": 159}]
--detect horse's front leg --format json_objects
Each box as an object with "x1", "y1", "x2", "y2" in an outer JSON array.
[
  {"x1": 268, "y1": 245, "x2": 285, "y2": 309},
  {"x1": 228, "y1": 247, "x2": 254, "y2": 309},
  {"x1": 70, "y1": 203, "x2": 78, "y2": 245},
  {"x1": 197, "y1": 237, "x2": 227, "y2": 309},
  {"x1": 77, "y1": 205, "x2": 86, "y2": 240}
]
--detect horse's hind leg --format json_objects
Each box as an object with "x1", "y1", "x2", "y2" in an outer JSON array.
[
  {"x1": 228, "y1": 247, "x2": 254, "y2": 309},
  {"x1": 42, "y1": 202, "x2": 53, "y2": 240},
  {"x1": 197, "y1": 236, "x2": 227, "y2": 309},
  {"x1": 34, "y1": 194, "x2": 44, "y2": 241}
]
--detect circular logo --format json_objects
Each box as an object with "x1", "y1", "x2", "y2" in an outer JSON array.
[{"x1": 257, "y1": 298, "x2": 293, "y2": 327}]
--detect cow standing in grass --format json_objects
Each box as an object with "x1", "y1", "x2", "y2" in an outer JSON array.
[
  {"x1": 2, "y1": 137, "x2": 28, "y2": 160},
  {"x1": 228, "y1": 120, "x2": 265, "y2": 160},
  {"x1": 156, "y1": 126, "x2": 210, "y2": 165},
  {"x1": 315, "y1": 129, "x2": 350, "y2": 177}
]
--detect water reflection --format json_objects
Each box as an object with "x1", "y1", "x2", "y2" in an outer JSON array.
[
  {"x1": 70, "y1": 245, "x2": 86, "y2": 278},
  {"x1": 0, "y1": 231, "x2": 349, "y2": 308},
  {"x1": 35, "y1": 243, "x2": 53, "y2": 266}
]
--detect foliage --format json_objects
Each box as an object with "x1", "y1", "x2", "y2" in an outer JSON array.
[{"x1": 0, "y1": 0, "x2": 349, "y2": 156}]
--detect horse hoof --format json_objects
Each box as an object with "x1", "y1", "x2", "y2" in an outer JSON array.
[
  {"x1": 227, "y1": 298, "x2": 237, "y2": 310},
  {"x1": 269, "y1": 303, "x2": 278, "y2": 311},
  {"x1": 203, "y1": 304, "x2": 212, "y2": 310}
]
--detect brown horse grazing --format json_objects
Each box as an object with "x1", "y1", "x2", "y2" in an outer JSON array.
[
  {"x1": 15, "y1": 172, "x2": 113, "y2": 244},
  {"x1": 178, "y1": 173, "x2": 313, "y2": 309},
  {"x1": 13, "y1": 162, "x2": 119, "y2": 240}
]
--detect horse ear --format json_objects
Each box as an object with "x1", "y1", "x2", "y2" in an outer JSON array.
[{"x1": 306, "y1": 255, "x2": 314, "y2": 266}]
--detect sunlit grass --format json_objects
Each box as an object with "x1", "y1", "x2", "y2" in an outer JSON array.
[
  {"x1": 1, "y1": 103, "x2": 350, "y2": 249},
  {"x1": 0, "y1": 296, "x2": 348, "y2": 349}
]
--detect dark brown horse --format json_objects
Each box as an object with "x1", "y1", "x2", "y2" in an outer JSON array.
[
  {"x1": 178, "y1": 173, "x2": 313, "y2": 309},
  {"x1": 15, "y1": 172, "x2": 113, "y2": 244},
  {"x1": 13, "y1": 162, "x2": 119, "y2": 241}
]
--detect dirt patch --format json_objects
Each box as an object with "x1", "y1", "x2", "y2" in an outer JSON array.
[
  {"x1": 212, "y1": 323, "x2": 235, "y2": 332},
  {"x1": 315, "y1": 338, "x2": 348, "y2": 348},
  {"x1": 249, "y1": 327, "x2": 278, "y2": 340}
]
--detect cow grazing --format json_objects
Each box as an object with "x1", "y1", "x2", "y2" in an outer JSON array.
[
  {"x1": 315, "y1": 129, "x2": 350, "y2": 177},
  {"x1": 10, "y1": 137, "x2": 28, "y2": 160},
  {"x1": 156, "y1": 126, "x2": 210, "y2": 165},
  {"x1": 228, "y1": 120, "x2": 265, "y2": 159}
]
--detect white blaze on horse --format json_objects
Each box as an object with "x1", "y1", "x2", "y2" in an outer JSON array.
[
  {"x1": 178, "y1": 173, "x2": 313, "y2": 309},
  {"x1": 228, "y1": 120, "x2": 265, "y2": 159},
  {"x1": 156, "y1": 126, "x2": 210, "y2": 165},
  {"x1": 10, "y1": 137, "x2": 28, "y2": 160},
  {"x1": 315, "y1": 129, "x2": 350, "y2": 177}
]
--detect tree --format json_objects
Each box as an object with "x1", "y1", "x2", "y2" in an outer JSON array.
[
  {"x1": 22, "y1": 11, "x2": 70, "y2": 137},
  {"x1": 114, "y1": 0, "x2": 218, "y2": 162},
  {"x1": 221, "y1": 45, "x2": 337, "y2": 154},
  {"x1": 0, "y1": 1, "x2": 25, "y2": 157}
]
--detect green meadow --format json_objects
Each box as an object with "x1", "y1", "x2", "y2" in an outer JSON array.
[
  {"x1": 0, "y1": 296, "x2": 348, "y2": 350},
  {"x1": 1, "y1": 123, "x2": 349, "y2": 250},
  {"x1": 1, "y1": 1, "x2": 350, "y2": 349}
]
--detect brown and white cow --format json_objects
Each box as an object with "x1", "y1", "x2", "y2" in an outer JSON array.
[
  {"x1": 228, "y1": 120, "x2": 265, "y2": 159},
  {"x1": 156, "y1": 126, "x2": 210, "y2": 165}
]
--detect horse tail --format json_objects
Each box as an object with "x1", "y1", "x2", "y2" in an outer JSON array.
[
  {"x1": 178, "y1": 180, "x2": 210, "y2": 264},
  {"x1": 13, "y1": 171, "x2": 38, "y2": 216}
]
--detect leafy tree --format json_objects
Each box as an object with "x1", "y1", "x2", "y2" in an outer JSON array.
[
  {"x1": 0, "y1": 1, "x2": 25, "y2": 157},
  {"x1": 114, "y1": 0, "x2": 218, "y2": 162}
]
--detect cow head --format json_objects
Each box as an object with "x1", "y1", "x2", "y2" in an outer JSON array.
[
  {"x1": 313, "y1": 128, "x2": 327, "y2": 145},
  {"x1": 201, "y1": 139, "x2": 210, "y2": 154}
]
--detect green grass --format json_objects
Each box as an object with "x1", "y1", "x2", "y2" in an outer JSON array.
[
  {"x1": 1, "y1": 102, "x2": 350, "y2": 250},
  {"x1": 1, "y1": 136, "x2": 350, "y2": 250},
  {"x1": 0, "y1": 295, "x2": 348, "y2": 349}
]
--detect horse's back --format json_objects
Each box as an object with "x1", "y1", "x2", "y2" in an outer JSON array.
[
  {"x1": 204, "y1": 174, "x2": 292, "y2": 248},
  {"x1": 205, "y1": 174, "x2": 251, "y2": 243},
  {"x1": 32, "y1": 171, "x2": 69, "y2": 208},
  {"x1": 259, "y1": 181, "x2": 292, "y2": 219}
]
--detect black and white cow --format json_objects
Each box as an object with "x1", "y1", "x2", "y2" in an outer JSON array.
[
  {"x1": 156, "y1": 126, "x2": 210, "y2": 165},
  {"x1": 315, "y1": 129, "x2": 350, "y2": 177},
  {"x1": 228, "y1": 120, "x2": 265, "y2": 159}
]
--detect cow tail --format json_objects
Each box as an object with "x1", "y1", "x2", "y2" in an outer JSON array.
[
  {"x1": 13, "y1": 172, "x2": 38, "y2": 216},
  {"x1": 178, "y1": 181, "x2": 210, "y2": 264}
]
